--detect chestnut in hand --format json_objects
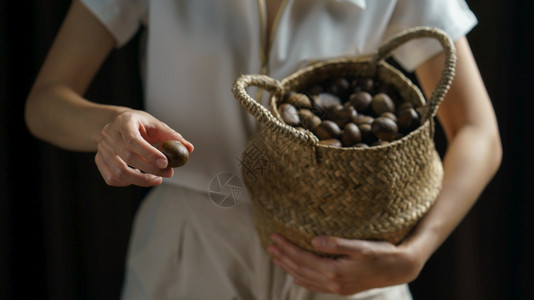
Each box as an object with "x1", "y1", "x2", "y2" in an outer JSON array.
[{"x1": 157, "y1": 140, "x2": 190, "y2": 168}]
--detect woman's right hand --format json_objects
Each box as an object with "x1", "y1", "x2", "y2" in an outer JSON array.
[
  {"x1": 24, "y1": 1, "x2": 194, "y2": 188},
  {"x1": 95, "y1": 109, "x2": 194, "y2": 187}
]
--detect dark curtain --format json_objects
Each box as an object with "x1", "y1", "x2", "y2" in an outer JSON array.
[{"x1": 1, "y1": 1, "x2": 533, "y2": 299}]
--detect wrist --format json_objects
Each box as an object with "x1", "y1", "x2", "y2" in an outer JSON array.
[
  {"x1": 91, "y1": 105, "x2": 133, "y2": 145},
  {"x1": 398, "y1": 219, "x2": 446, "y2": 272}
]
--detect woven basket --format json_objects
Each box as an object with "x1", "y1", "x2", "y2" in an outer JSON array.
[{"x1": 232, "y1": 27, "x2": 456, "y2": 256}]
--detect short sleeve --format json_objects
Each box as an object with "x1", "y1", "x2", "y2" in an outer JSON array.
[
  {"x1": 80, "y1": 0, "x2": 148, "y2": 48},
  {"x1": 385, "y1": 0, "x2": 478, "y2": 71}
]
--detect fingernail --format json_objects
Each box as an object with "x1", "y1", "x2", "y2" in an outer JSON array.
[
  {"x1": 312, "y1": 236, "x2": 326, "y2": 249},
  {"x1": 152, "y1": 176, "x2": 163, "y2": 185},
  {"x1": 156, "y1": 158, "x2": 167, "y2": 169}
]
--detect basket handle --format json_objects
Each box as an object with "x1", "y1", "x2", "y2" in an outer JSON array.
[
  {"x1": 232, "y1": 74, "x2": 318, "y2": 146},
  {"x1": 371, "y1": 26, "x2": 456, "y2": 120}
]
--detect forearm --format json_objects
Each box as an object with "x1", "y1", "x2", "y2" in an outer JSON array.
[
  {"x1": 24, "y1": 0, "x2": 124, "y2": 152},
  {"x1": 404, "y1": 36, "x2": 502, "y2": 266},
  {"x1": 25, "y1": 83, "x2": 130, "y2": 152},
  {"x1": 403, "y1": 123, "x2": 502, "y2": 263}
]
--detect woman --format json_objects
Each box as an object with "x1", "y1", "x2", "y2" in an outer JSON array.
[{"x1": 25, "y1": 0, "x2": 501, "y2": 298}]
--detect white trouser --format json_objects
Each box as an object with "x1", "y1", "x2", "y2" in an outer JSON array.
[{"x1": 121, "y1": 183, "x2": 412, "y2": 300}]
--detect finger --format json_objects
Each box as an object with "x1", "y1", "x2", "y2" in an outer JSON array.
[
  {"x1": 97, "y1": 141, "x2": 163, "y2": 187},
  {"x1": 271, "y1": 258, "x2": 331, "y2": 294},
  {"x1": 313, "y1": 236, "x2": 398, "y2": 263},
  {"x1": 170, "y1": 133, "x2": 195, "y2": 153},
  {"x1": 139, "y1": 121, "x2": 195, "y2": 153},
  {"x1": 113, "y1": 111, "x2": 194, "y2": 167},
  {"x1": 95, "y1": 151, "x2": 129, "y2": 187},
  {"x1": 268, "y1": 245, "x2": 327, "y2": 284},
  {"x1": 270, "y1": 234, "x2": 336, "y2": 275},
  {"x1": 110, "y1": 159, "x2": 163, "y2": 187},
  {"x1": 115, "y1": 141, "x2": 174, "y2": 176},
  {"x1": 100, "y1": 121, "x2": 167, "y2": 171},
  {"x1": 312, "y1": 236, "x2": 369, "y2": 257},
  {"x1": 119, "y1": 130, "x2": 172, "y2": 170},
  {"x1": 275, "y1": 255, "x2": 363, "y2": 296},
  {"x1": 292, "y1": 278, "x2": 332, "y2": 294},
  {"x1": 289, "y1": 267, "x2": 349, "y2": 295},
  {"x1": 274, "y1": 260, "x2": 330, "y2": 293}
]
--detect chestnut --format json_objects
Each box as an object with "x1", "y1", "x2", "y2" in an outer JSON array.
[
  {"x1": 157, "y1": 140, "x2": 189, "y2": 168},
  {"x1": 371, "y1": 93, "x2": 395, "y2": 115},
  {"x1": 314, "y1": 93, "x2": 342, "y2": 110},
  {"x1": 397, "y1": 107, "x2": 420, "y2": 133},
  {"x1": 327, "y1": 77, "x2": 351, "y2": 99},
  {"x1": 371, "y1": 116, "x2": 398, "y2": 141},
  {"x1": 286, "y1": 92, "x2": 312, "y2": 109},
  {"x1": 315, "y1": 120, "x2": 341, "y2": 140},
  {"x1": 298, "y1": 109, "x2": 322, "y2": 130},
  {"x1": 278, "y1": 103, "x2": 300, "y2": 126},
  {"x1": 330, "y1": 106, "x2": 357, "y2": 128},
  {"x1": 318, "y1": 139, "x2": 343, "y2": 147},
  {"x1": 349, "y1": 91, "x2": 373, "y2": 112},
  {"x1": 341, "y1": 123, "x2": 362, "y2": 147}
]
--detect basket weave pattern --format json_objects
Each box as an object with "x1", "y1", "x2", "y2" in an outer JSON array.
[{"x1": 232, "y1": 27, "x2": 456, "y2": 255}]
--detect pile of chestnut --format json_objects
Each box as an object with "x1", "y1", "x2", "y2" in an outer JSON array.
[{"x1": 278, "y1": 76, "x2": 421, "y2": 148}]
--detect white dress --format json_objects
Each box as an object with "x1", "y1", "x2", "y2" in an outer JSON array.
[{"x1": 80, "y1": 0, "x2": 477, "y2": 298}]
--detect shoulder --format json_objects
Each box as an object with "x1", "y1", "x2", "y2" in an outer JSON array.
[
  {"x1": 377, "y1": 0, "x2": 478, "y2": 71},
  {"x1": 79, "y1": 0, "x2": 148, "y2": 47}
]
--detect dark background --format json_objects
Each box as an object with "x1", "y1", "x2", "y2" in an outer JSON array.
[{"x1": 1, "y1": 0, "x2": 533, "y2": 299}]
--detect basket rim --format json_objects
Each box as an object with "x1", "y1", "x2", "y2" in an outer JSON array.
[{"x1": 267, "y1": 57, "x2": 430, "y2": 150}]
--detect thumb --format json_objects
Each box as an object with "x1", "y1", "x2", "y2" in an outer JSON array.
[
  {"x1": 144, "y1": 125, "x2": 194, "y2": 153},
  {"x1": 312, "y1": 236, "x2": 360, "y2": 256},
  {"x1": 169, "y1": 133, "x2": 195, "y2": 153}
]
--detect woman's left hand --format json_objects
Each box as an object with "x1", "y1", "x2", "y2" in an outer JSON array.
[{"x1": 267, "y1": 234, "x2": 423, "y2": 296}]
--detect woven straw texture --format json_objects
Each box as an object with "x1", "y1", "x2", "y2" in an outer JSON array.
[{"x1": 232, "y1": 27, "x2": 456, "y2": 256}]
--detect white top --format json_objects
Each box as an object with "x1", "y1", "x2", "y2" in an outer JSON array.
[{"x1": 81, "y1": 0, "x2": 477, "y2": 192}]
